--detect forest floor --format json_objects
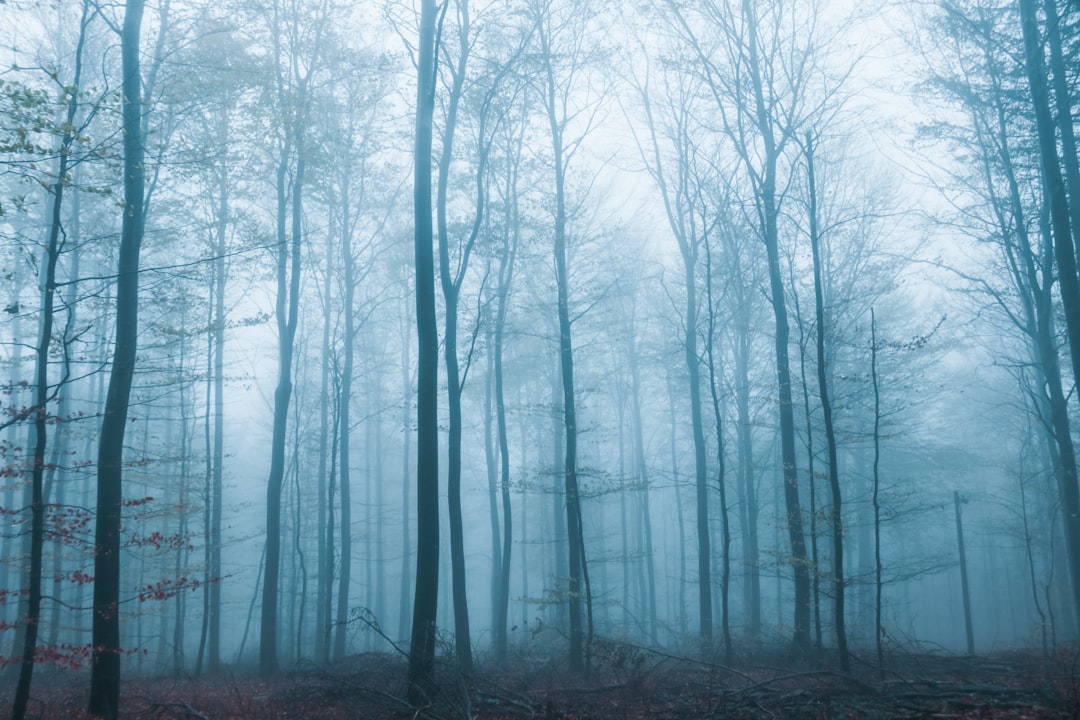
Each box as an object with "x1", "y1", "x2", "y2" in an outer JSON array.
[{"x1": 6, "y1": 643, "x2": 1078, "y2": 719}]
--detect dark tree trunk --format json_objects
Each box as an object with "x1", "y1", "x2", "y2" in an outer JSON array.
[
  {"x1": 88, "y1": 0, "x2": 145, "y2": 714},
  {"x1": 1018, "y1": 0, "x2": 1080, "y2": 619},
  {"x1": 805, "y1": 133, "x2": 849, "y2": 671},
  {"x1": 436, "y1": 42, "x2": 476, "y2": 672},
  {"x1": 407, "y1": 0, "x2": 440, "y2": 700},
  {"x1": 260, "y1": 132, "x2": 305, "y2": 675},
  {"x1": 11, "y1": 7, "x2": 85, "y2": 707},
  {"x1": 682, "y1": 250, "x2": 714, "y2": 647}
]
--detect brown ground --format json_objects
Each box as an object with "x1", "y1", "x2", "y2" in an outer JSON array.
[{"x1": 4, "y1": 644, "x2": 1077, "y2": 719}]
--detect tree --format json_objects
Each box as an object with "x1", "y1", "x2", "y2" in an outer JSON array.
[
  {"x1": 487, "y1": 91, "x2": 527, "y2": 661},
  {"x1": 88, "y1": 0, "x2": 145, "y2": 714},
  {"x1": 531, "y1": 0, "x2": 604, "y2": 671},
  {"x1": 259, "y1": 0, "x2": 328, "y2": 675},
  {"x1": 920, "y1": 0, "x2": 1080, "y2": 630},
  {"x1": 407, "y1": 0, "x2": 439, "y2": 701},
  {"x1": 1018, "y1": 0, "x2": 1080, "y2": 617},
  {"x1": 632, "y1": 54, "x2": 714, "y2": 647},
  {"x1": 802, "y1": 131, "x2": 849, "y2": 671},
  {"x1": 434, "y1": 0, "x2": 494, "y2": 673},
  {"x1": 11, "y1": 4, "x2": 91, "y2": 717},
  {"x1": 660, "y1": 0, "x2": 847, "y2": 654}
]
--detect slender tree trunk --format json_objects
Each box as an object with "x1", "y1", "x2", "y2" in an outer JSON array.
[
  {"x1": 88, "y1": 0, "x2": 145, "y2": 714},
  {"x1": 334, "y1": 177, "x2": 356, "y2": 661},
  {"x1": 666, "y1": 370, "x2": 688, "y2": 637},
  {"x1": 11, "y1": 53, "x2": 77, "y2": 720},
  {"x1": 260, "y1": 133, "x2": 305, "y2": 674},
  {"x1": 703, "y1": 231, "x2": 731, "y2": 661},
  {"x1": 46, "y1": 180, "x2": 81, "y2": 651},
  {"x1": 795, "y1": 301, "x2": 822, "y2": 655},
  {"x1": 493, "y1": 204, "x2": 518, "y2": 661},
  {"x1": 325, "y1": 378, "x2": 340, "y2": 660},
  {"x1": 628, "y1": 339, "x2": 657, "y2": 642},
  {"x1": 316, "y1": 219, "x2": 335, "y2": 663},
  {"x1": 550, "y1": 358, "x2": 567, "y2": 631},
  {"x1": 398, "y1": 307, "x2": 413, "y2": 645},
  {"x1": 679, "y1": 250, "x2": 713, "y2": 647},
  {"x1": 208, "y1": 106, "x2": 228, "y2": 674},
  {"x1": 805, "y1": 134, "x2": 849, "y2": 671},
  {"x1": 954, "y1": 491, "x2": 975, "y2": 655},
  {"x1": 542, "y1": 61, "x2": 588, "y2": 672},
  {"x1": 871, "y1": 309, "x2": 884, "y2": 677},
  {"x1": 484, "y1": 326, "x2": 503, "y2": 647},
  {"x1": 734, "y1": 311, "x2": 761, "y2": 639},
  {"x1": 407, "y1": 0, "x2": 440, "y2": 699}
]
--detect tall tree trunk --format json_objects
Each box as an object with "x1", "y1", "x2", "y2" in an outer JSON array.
[
  {"x1": 1018, "y1": 0, "x2": 1080, "y2": 619},
  {"x1": 398, "y1": 307, "x2": 413, "y2": 646},
  {"x1": 260, "y1": 121, "x2": 305, "y2": 677},
  {"x1": 638, "y1": 78, "x2": 712, "y2": 646},
  {"x1": 492, "y1": 201, "x2": 518, "y2": 661},
  {"x1": 541, "y1": 55, "x2": 588, "y2": 672},
  {"x1": 870, "y1": 309, "x2": 884, "y2": 677},
  {"x1": 794, "y1": 295, "x2": 822, "y2": 655},
  {"x1": 484, "y1": 325, "x2": 503, "y2": 647},
  {"x1": 208, "y1": 105, "x2": 228, "y2": 675},
  {"x1": 703, "y1": 230, "x2": 731, "y2": 661},
  {"x1": 734, "y1": 309, "x2": 761, "y2": 639},
  {"x1": 804, "y1": 133, "x2": 849, "y2": 671},
  {"x1": 11, "y1": 17, "x2": 83, "y2": 709},
  {"x1": 407, "y1": 0, "x2": 440, "y2": 699},
  {"x1": 628, "y1": 337, "x2": 657, "y2": 642},
  {"x1": 681, "y1": 249, "x2": 713, "y2": 647},
  {"x1": 88, "y1": 0, "x2": 145, "y2": 714},
  {"x1": 334, "y1": 176, "x2": 356, "y2": 661},
  {"x1": 316, "y1": 218, "x2": 335, "y2": 663}
]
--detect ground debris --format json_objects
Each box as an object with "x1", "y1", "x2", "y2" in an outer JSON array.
[{"x1": 0, "y1": 648, "x2": 1074, "y2": 718}]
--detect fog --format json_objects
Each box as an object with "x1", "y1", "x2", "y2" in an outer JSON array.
[{"x1": 0, "y1": 0, "x2": 1077, "y2": 714}]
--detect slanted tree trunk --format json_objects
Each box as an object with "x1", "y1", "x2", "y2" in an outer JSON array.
[
  {"x1": 407, "y1": 0, "x2": 440, "y2": 700},
  {"x1": 88, "y1": 0, "x2": 145, "y2": 714}
]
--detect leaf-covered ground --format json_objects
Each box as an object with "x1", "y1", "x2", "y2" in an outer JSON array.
[{"x1": 4, "y1": 645, "x2": 1077, "y2": 718}]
